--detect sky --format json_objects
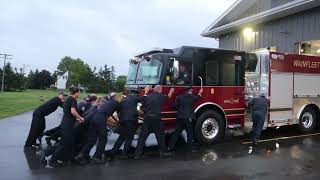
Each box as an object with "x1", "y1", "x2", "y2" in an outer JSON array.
[{"x1": 0, "y1": 0, "x2": 236, "y2": 75}]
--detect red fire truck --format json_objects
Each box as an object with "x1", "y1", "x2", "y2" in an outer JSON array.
[{"x1": 125, "y1": 46, "x2": 320, "y2": 144}]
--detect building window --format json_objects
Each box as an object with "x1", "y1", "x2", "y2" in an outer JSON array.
[{"x1": 295, "y1": 41, "x2": 320, "y2": 55}]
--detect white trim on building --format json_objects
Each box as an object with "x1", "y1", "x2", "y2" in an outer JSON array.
[{"x1": 201, "y1": 0, "x2": 320, "y2": 38}]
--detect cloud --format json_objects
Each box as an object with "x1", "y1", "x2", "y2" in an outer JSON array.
[{"x1": 0, "y1": 0, "x2": 235, "y2": 75}]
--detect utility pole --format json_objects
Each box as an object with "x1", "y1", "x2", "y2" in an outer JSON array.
[{"x1": 0, "y1": 54, "x2": 13, "y2": 93}]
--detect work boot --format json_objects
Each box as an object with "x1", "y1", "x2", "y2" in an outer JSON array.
[
  {"x1": 119, "y1": 154, "x2": 130, "y2": 159},
  {"x1": 45, "y1": 137, "x2": 52, "y2": 146},
  {"x1": 105, "y1": 155, "x2": 114, "y2": 161},
  {"x1": 74, "y1": 153, "x2": 89, "y2": 165},
  {"x1": 187, "y1": 145, "x2": 198, "y2": 153},
  {"x1": 160, "y1": 152, "x2": 173, "y2": 158},
  {"x1": 133, "y1": 154, "x2": 145, "y2": 160},
  {"x1": 36, "y1": 151, "x2": 47, "y2": 165},
  {"x1": 47, "y1": 160, "x2": 63, "y2": 168},
  {"x1": 167, "y1": 148, "x2": 175, "y2": 153},
  {"x1": 252, "y1": 140, "x2": 258, "y2": 147},
  {"x1": 103, "y1": 150, "x2": 113, "y2": 161},
  {"x1": 92, "y1": 157, "x2": 105, "y2": 164}
]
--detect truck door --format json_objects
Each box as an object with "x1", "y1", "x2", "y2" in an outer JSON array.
[
  {"x1": 201, "y1": 50, "x2": 246, "y2": 127},
  {"x1": 269, "y1": 54, "x2": 293, "y2": 125}
]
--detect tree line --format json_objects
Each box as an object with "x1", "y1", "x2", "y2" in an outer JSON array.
[{"x1": 0, "y1": 57, "x2": 127, "y2": 93}]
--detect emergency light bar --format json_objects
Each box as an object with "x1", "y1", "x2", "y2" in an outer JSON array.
[
  {"x1": 135, "y1": 48, "x2": 173, "y2": 58},
  {"x1": 129, "y1": 58, "x2": 140, "y2": 64}
]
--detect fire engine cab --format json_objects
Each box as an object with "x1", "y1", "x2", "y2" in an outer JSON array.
[{"x1": 125, "y1": 46, "x2": 320, "y2": 144}]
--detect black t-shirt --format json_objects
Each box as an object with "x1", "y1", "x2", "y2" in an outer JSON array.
[
  {"x1": 35, "y1": 97, "x2": 63, "y2": 116},
  {"x1": 174, "y1": 93, "x2": 200, "y2": 119},
  {"x1": 63, "y1": 96, "x2": 77, "y2": 120},
  {"x1": 142, "y1": 92, "x2": 168, "y2": 115},
  {"x1": 118, "y1": 94, "x2": 143, "y2": 122}
]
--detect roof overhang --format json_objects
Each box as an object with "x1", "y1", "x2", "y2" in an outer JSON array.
[{"x1": 201, "y1": 0, "x2": 320, "y2": 38}]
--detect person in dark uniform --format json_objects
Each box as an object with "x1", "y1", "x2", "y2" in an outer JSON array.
[
  {"x1": 24, "y1": 92, "x2": 66, "y2": 149},
  {"x1": 175, "y1": 63, "x2": 191, "y2": 85},
  {"x1": 248, "y1": 93, "x2": 269, "y2": 146},
  {"x1": 74, "y1": 96, "x2": 103, "y2": 156},
  {"x1": 37, "y1": 97, "x2": 103, "y2": 165},
  {"x1": 134, "y1": 85, "x2": 175, "y2": 160},
  {"x1": 110, "y1": 90, "x2": 143, "y2": 159},
  {"x1": 74, "y1": 92, "x2": 119, "y2": 164},
  {"x1": 42, "y1": 94, "x2": 98, "y2": 146},
  {"x1": 42, "y1": 125, "x2": 62, "y2": 146},
  {"x1": 77, "y1": 94, "x2": 97, "y2": 116},
  {"x1": 48, "y1": 87, "x2": 84, "y2": 167},
  {"x1": 168, "y1": 87, "x2": 203, "y2": 151}
]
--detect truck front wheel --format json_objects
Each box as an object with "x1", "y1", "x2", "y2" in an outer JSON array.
[
  {"x1": 299, "y1": 107, "x2": 317, "y2": 133},
  {"x1": 195, "y1": 111, "x2": 225, "y2": 144}
]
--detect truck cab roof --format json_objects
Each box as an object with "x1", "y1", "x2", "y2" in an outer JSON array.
[{"x1": 135, "y1": 46, "x2": 244, "y2": 59}]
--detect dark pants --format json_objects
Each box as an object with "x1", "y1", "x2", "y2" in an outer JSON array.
[
  {"x1": 252, "y1": 111, "x2": 266, "y2": 142},
  {"x1": 169, "y1": 118, "x2": 193, "y2": 150},
  {"x1": 25, "y1": 111, "x2": 45, "y2": 146},
  {"x1": 111, "y1": 121, "x2": 137, "y2": 155},
  {"x1": 43, "y1": 125, "x2": 61, "y2": 141},
  {"x1": 73, "y1": 122, "x2": 89, "y2": 154},
  {"x1": 81, "y1": 114, "x2": 108, "y2": 159},
  {"x1": 135, "y1": 114, "x2": 167, "y2": 156},
  {"x1": 50, "y1": 118, "x2": 75, "y2": 162}
]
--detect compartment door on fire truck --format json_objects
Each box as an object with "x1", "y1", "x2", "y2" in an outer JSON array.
[{"x1": 270, "y1": 71, "x2": 293, "y2": 123}]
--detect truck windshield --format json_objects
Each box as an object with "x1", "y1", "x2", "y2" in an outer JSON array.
[
  {"x1": 136, "y1": 58, "x2": 163, "y2": 85},
  {"x1": 126, "y1": 63, "x2": 139, "y2": 84}
]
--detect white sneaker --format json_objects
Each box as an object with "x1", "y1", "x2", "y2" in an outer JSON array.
[{"x1": 248, "y1": 146, "x2": 253, "y2": 154}]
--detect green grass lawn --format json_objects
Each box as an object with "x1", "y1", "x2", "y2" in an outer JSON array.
[{"x1": 0, "y1": 89, "x2": 107, "y2": 119}]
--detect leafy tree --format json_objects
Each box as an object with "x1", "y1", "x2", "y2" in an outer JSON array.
[
  {"x1": 26, "y1": 70, "x2": 35, "y2": 88},
  {"x1": 57, "y1": 56, "x2": 92, "y2": 87},
  {"x1": 0, "y1": 63, "x2": 25, "y2": 91},
  {"x1": 38, "y1": 70, "x2": 54, "y2": 89},
  {"x1": 26, "y1": 69, "x2": 54, "y2": 89},
  {"x1": 56, "y1": 56, "x2": 123, "y2": 93},
  {"x1": 51, "y1": 70, "x2": 58, "y2": 82},
  {"x1": 115, "y1": 75, "x2": 127, "y2": 92},
  {"x1": 97, "y1": 65, "x2": 116, "y2": 92}
]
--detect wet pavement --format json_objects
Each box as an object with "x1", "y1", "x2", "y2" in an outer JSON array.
[{"x1": 1, "y1": 109, "x2": 320, "y2": 180}]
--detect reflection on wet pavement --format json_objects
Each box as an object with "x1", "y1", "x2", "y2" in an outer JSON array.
[{"x1": 2, "y1": 110, "x2": 320, "y2": 180}]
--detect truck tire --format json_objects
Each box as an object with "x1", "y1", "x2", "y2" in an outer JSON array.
[
  {"x1": 195, "y1": 111, "x2": 225, "y2": 144},
  {"x1": 299, "y1": 107, "x2": 317, "y2": 133}
]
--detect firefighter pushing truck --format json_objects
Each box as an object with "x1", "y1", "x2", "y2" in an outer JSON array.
[{"x1": 125, "y1": 46, "x2": 320, "y2": 144}]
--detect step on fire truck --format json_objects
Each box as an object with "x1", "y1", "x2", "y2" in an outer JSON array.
[{"x1": 125, "y1": 46, "x2": 320, "y2": 144}]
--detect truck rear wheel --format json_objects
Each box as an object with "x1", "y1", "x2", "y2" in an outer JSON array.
[
  {"x1": 195, "y1": 111, "x2": 225, "y2": 144},
  {"x1": 299, "y1": 107, "x2": 317, "y2": 133}
]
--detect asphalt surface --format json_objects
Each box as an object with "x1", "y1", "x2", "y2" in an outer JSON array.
[{"x1": 1, "y1": 108, "x2": 320, "y2": 180}]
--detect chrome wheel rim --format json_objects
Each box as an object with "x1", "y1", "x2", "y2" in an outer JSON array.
[
  {"x1": 302, "y1": 112, "x2": 313, "y2": 129},
  {"x1": 201, "y1": 118, "x2": 219, "y2": 140}
]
